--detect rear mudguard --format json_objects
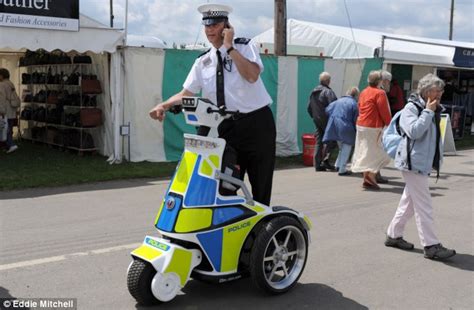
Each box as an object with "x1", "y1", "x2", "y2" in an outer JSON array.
[
  {"x1": 269, "y1": 207, "x2": 313, "y2": 242},
  {"x1": 131, "y1": 236, "x2": 202, "y2": 288}
]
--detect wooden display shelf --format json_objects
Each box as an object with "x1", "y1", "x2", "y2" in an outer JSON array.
[
  {"x1": 20, "y1": 63, "x2": 92, "y2": 68},
  {"x1": 20, "y1": 119, "x2": 100, "y2": 130},
  {"x1": 21, "y1": 136, "x2": 98, "y2": 153},
  {"x1": 22, "y1": 102, "x2": 98, "y2": 108}
]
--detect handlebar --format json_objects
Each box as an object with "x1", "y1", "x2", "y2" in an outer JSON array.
[
  {"x1": 206, "y1": 106, "x2": 239, "y2": 116},
  {"x1": 168, "y1": 104, "x2": 183, "y2": 115},
  {"x1": 167, "y1": 104, "x2": 239, "y2": 117}
]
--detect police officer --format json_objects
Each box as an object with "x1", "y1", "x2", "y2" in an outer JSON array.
[{"x1": 149, "y1": 4, "x2": 276, "y2": 206}]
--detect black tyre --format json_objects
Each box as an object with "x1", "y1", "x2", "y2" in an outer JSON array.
[
  {"x1": 127, "y1": 259, "x2": 160, "y2": 306},
  {"x1": 250, "y1": 216, "x2": 308, "y2": 294}
]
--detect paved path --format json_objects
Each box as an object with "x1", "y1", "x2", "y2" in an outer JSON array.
[{"x1": 1, "y1": 150, "x2": 473, "y2": 310}]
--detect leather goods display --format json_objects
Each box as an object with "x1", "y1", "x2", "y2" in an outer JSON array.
[
  {"x1": 73, "y1": 55, "x2": 92, "y2": 64},
  {"x1": 63, "y1": 129, "x2": 95, "y2": 149},
  {"x1": 80, "y1": 108, "x2": 102, "y2": 127},
  {"x1": 22, "y1": 71, "x2": 80, "y2": 85},
  {"x1": 46, "y1": 90, "x2": 59, "y2": 104},
  {"x1": 19, "y1": 49, "x2": 71, "y2": 66},
  {"x1": 81, "y1": 76, "x2": 102, "y2": 94},
  {"x1": 20, "y1": 50, "x2": 102, "y2": 153}
]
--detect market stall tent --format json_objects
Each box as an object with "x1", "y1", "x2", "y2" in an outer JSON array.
[
  {"x1": 252, "y1": 19, "x2": 474, "y2": 67},
  {"x1": 126, "y1": 34, "x2": 169, "y2": 49},
  {"x1": 0, "y1": 14, "x2": 125, "y2": 158}
]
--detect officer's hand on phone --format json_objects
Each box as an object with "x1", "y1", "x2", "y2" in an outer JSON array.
[{"x1": 222, "y1": 23, "x2": 234, "y2": 48}]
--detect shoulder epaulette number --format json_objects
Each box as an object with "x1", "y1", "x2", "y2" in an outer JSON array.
[{"x1": 234, "y1": 37, "x2": 251, "y2": 45}]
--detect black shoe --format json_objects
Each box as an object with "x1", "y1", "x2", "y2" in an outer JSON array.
[
  {"x1": 385, "y1": 236, "x2": 414, "y2": 250},
  {"x1": 424, "y1": 244, "x2": 456, "y2": 260},
  {"x1": 315, "y1": 166, "x2": 327, "y2": 172},
  {"x1": 376, "y1": 173, "x2": 389, "y2": 184},
  {"x1": 322, "y1": 161, "x2": 336, "y2": 171},
  {"x1": 338, "y1": 171, "x2": 352, "y2": 176}
]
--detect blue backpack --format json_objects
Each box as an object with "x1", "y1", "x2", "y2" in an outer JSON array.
[{"x1": 382, "y1": 104, "x2": 423, "y2": 159}]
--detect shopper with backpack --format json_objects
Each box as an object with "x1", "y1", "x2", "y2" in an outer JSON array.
[{"x1": 385, "y1": 73, "x2": 456, "y2": 260}]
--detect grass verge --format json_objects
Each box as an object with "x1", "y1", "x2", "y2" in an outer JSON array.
[
  {"x1": 0, "y1": 141, "x2": 305, "y2": 191},
  {"x1": 1, "y1": 133, "x2": 472, "y2": 192}
]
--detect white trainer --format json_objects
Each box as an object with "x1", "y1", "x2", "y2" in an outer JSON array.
[{"x1": 6, "y1": 145, "x2": 18, "y2": 153}]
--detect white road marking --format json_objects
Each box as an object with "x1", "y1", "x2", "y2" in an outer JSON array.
[{"x1": 0, "y1": 243, "x2": 139, "y2": 271}]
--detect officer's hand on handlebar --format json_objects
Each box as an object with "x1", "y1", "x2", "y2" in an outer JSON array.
[{"x1": 149, "y1": 104, "x2": 166, "y2": 122}]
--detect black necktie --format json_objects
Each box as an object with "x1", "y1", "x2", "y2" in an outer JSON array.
[{"x1": 216, "y1": 50, "x2": 225, "y2": 108}]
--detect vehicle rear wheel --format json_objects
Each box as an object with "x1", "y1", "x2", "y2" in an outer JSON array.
[{"x1": 250, "y1": 216, "x2": 308, "y2": 294}]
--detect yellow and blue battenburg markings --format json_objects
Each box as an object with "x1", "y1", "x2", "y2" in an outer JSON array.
[
  {"x1": 164, "y1": 248, "x2": 193, "y2": 286},
  {"x1": 175, "y1": 208, "x2": 212, "y2": 233},
  {"x1": 196, "y1": 215, "x2": 263, "y2": 272},
  {"x1": 187, "y1": 114, "x2": 198, "y2": 122},
  {"x1": 132, "y1": 238, "x2": 168, "y2": 261},
  {"x1": 154, "y1": 148, "x2": 265, "y2": 272},
  {"x1": 184, "y1": 155, "x2": 218, "y2": 206},
  {"x1": 156, "y1": 195, "x2": 182, "y2": 232},
  {"x1": 156, "y1": 150, "x2": 246, "y2": 232}
]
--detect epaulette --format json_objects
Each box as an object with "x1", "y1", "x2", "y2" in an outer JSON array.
[
  {"x1": 197, "y1": 49, "x2": 211, "y2": 58},
  {"x1": 234, "y1": 37, "x2": 251, "y2": 45}
]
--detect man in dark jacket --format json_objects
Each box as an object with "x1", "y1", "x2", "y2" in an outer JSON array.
[{"x1": 307, "y1": 72, "x2": 338, "y2": 171}]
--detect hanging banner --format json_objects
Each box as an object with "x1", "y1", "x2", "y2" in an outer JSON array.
[{"x1": 0, "y1": 0, "x2": 79, "y2": 31}]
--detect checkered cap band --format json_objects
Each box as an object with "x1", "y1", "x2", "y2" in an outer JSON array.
[{"x1": 202, "y1": 10, "x2": 229, "y2": 18}]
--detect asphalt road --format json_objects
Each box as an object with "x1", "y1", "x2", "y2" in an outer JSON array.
[{"x1": 1, "y1": 150, "x2": 473, "y2": 310}]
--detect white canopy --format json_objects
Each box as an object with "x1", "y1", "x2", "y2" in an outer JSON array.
[
  {"x1": 126, "y1": 34, "x2": 168, "y2": 49},
  {"x1": 0, "y1": 14, "x2": 124, "y2": 53},
  {"x1": 252, "y1": 19, "x2": 474, "y2": 67}
]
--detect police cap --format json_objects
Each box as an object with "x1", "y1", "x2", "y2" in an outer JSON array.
[{"x1": 198, "y1": 3, "x2": 233, "y2": 26}]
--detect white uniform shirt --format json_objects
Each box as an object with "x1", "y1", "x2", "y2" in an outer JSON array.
[{"x1": 183, "y1": 39, "x2": 272, "y2": 113}]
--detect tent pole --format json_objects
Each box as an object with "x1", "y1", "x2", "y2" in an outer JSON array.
[
  {"x1": 449, "y1": 0, "x2": 454, "y2": 40},
  {"x1": 381, "y1": 35, "x2": 385, "y2": 58},
  {"x1": 274, "y1": 0, "x2": 287, "y2": 56},
  {"x1": 124, "y1": 0, "x2": 129, "y2": 46},
  {"x1": 110, "y1": 0, "x2": 114, "y2": 28}
]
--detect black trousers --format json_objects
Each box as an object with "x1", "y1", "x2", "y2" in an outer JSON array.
[
  {"x1": 218, "y1": 106, "x2": 276, "y2": 206},
  {"x1": 313, "y1": 120, "x2": 336, "y2": 169}
]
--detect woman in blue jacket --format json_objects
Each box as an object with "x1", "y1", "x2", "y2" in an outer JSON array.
[
  {"x1": 323, "y1": 87, "x2": 359, "y2": 175},
  {"x1": 385, "y1": 73, "x2": 455, "y2": 260}
]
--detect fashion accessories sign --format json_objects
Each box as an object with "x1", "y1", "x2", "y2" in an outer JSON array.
[{"x1": 0, "y1": 0, "x2": 79, "y2": 31}]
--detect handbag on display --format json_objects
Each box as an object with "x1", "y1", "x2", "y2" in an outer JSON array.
[
  {"x1": 46, "y1": 90, "x2": 59, "y2": 104},
  {"x1": 80, "y1": 108, "x2": 102, "y2": 127},
  {"x1": 73, "y1": 55, "x2": 92, "y2": 64},
  {"x1": 81, "y1": 79, "x2": 102, "y2": 94}
]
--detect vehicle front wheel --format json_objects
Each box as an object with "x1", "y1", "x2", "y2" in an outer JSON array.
[{"x1": 127, "y1": 259, "x2": 160, "y2": 306}]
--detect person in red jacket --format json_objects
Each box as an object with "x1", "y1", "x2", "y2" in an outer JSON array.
[
  {"x1": 388, "y1": 79, "x2": 405, "y2": 116},
  {"x1": 351, "y1": 70, "x2": 392, "y2": 189}
]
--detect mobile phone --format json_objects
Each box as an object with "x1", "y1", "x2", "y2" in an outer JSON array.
[{"x1": 221, "y1": 22, "x2": 229, "y2": 37}]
